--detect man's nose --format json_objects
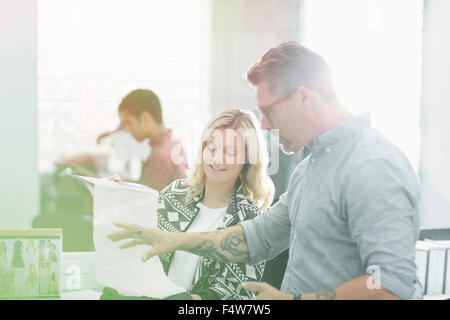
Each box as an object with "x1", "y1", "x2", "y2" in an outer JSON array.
[{"x1": 260, "y1": 115, "x2": 272, "y2": 131}]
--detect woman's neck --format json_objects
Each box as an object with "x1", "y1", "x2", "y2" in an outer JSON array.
[{"x1": 202, "y1": 179, "x2": 236, "y2": 209}]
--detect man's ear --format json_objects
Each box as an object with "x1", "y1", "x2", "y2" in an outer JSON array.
[
  {"x1": 293, "y1": 86, "x2": 314, "y2": 109},
  {"x1": 138, "y1": 110, "x2": 155, "y2": 124}
]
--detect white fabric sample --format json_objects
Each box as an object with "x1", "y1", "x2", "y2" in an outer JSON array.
[{"x1": 74, "y1": 175, "x2": 185, "y2": 298}]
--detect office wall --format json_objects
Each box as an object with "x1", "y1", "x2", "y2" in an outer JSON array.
[
  {"x1": 421, "y1": 0, "x2": 450, "y2": 228},
  {"x1": 209, "y1": 0, "x2": 301, "y2": 114},
  {"x1": 0, "y1": 1, "x2": 39, "y2": 228}
]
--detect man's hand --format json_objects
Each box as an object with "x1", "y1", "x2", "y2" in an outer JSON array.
[
  {"x1": 107, "y1": 222, "x2": 143, "y2": 246},
  {"x1": 242, "y1": 282, "x2": 294, "y2": 300},
  {"x1": 107, "y1": 222, "x2": 182, "y2": 262},
  {"x1": 104, "y1": 174, "x2": 121, "y2": 183}
]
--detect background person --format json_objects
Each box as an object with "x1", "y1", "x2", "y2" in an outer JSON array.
[{"x1": 117, "y1": 89, "x2": 188, "y2": 191}]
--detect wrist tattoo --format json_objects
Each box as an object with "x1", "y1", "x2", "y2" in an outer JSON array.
[
  {"x1": 315, "y1": 289, "x2": 337, "y2": 300},
  {"x1": 293, "y1": 293, "x2": 302, "y2": 300}
]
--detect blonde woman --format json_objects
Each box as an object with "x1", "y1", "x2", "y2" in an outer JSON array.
[{"x1": 110, "y1": 108, "x2": 274, "y2": 300}]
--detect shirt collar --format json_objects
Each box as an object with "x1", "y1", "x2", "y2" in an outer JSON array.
[
  {"x1": 190, "y1": 179, "x2": 245, "y2": 215},
  {"x1": 150, "y1": 129, "x2": 172, "y2": 147},
  {"x1": 306, "y1": 113, "x2": 371, "y2": 153}
]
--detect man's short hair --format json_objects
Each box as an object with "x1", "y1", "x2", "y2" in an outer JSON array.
[
  {"x1": 247, "y1": 41, "x2": 336, "y2": 99},
  {"x1": 118, "y1": 89, "x2": 163, "y2": 123}
]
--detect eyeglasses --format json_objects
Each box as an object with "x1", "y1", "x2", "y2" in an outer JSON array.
[{"x1": 257, "y1": 90, "x2": 295, "y2": 126}]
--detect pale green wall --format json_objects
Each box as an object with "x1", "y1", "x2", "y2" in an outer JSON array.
[
  {"x1": 0, "y1": 1, "x2": 39, "y2": 228},
  {"x1": 420, "y1": 0, "x2": 450, "y2": 228},
  {"x1": 209, "y1": 0, "x2": 301, "y2": 115}
]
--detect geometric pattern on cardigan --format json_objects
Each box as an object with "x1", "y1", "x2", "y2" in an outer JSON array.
[{"x1": 157, "y1": 178, "x2": 265, "y2": 300}]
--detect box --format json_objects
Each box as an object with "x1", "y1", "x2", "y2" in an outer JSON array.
[{"x1": 0, "y1": 229, "x2": 62, "y2": 299}]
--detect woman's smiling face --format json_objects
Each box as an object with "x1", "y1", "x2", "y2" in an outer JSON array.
[{"x1": 202, "y1": 128, "x2": 245, "y2": 186}]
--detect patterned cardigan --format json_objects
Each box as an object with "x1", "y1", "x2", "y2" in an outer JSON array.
[{"x1": 157, "y1": 178, "x2": 265, "y2": 300}]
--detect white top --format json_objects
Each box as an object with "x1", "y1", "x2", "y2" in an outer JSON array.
[
  {"x1": 109, "y1": 130, "x2": 151, "y2": 161},
  {"x1": 167, "y1": 202, "x2": 227, "y2": 290}
]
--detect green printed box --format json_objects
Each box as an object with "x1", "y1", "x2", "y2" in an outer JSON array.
[{"x1": 0, "y1": 229, "x2": 62, "y2": 299}]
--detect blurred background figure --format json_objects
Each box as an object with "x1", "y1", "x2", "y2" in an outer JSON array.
[
  {"x1": 96, "y1": 120, "x2": 125, "y2": 145},
  {"x1": 117, "y1": 89, "x2": 188, "y2": 191},
  {"x1": 33, "y1": 88, "x2": 187, "y2": 252},
  {"x1": 96, "y1": 119, "x2": 151, "y2": 182}
]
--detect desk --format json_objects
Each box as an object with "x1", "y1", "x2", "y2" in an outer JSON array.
[
  {"x1": 61, "y1": 252, "x2": 99, "y2": 299},
  {"x1": 61, "y1": 289, "x2": 103, "y2": 300},
  {"x1": 60, "y1": 252, "x2": 450, "y2": 300},
  {"x1": 423, "y1": 294, "x2": 450, "y2": 300}
]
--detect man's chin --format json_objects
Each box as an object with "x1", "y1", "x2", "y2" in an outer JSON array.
[
  {"x1": 280, "y1": 139, "x2": 305, "y2": 155},
  {"x1": 279, "y1": 139, "x2": 296, "y2": 155},
  {"x1": 280, "y1": 144, "x2": 295, "y2": 155}
]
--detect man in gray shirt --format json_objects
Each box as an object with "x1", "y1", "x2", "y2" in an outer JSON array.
[{"x1": 109, "y1": 42, "x2": 421, "y2": 300}]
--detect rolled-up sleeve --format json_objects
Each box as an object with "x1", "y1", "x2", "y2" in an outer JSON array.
[
  {"x1": 240, "y1": 191, "x2": 291, "y2": 266},
  {"x1": 343, "y1": 158, "x2": 420, "y2": 300}
]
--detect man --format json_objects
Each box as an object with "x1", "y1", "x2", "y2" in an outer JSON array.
[
  {"x1": 116, "y1": 89, "x2": 188, "y2": 191},
  {"x1": 109, "y1": 42, "x2": 421, "y2": 300}
]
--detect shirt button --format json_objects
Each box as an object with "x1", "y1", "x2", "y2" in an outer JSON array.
[{"x1": 325, "y1": 148, "x2": 331, "y2": 152}]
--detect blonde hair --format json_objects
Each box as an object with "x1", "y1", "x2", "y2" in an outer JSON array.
[{"x1": 187, "y1": 108, "x2": 274, "y2": 210}]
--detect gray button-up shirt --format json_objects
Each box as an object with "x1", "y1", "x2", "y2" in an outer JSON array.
[{"x1": 240, "y1": 113, "x2": 420, "y2": 300}]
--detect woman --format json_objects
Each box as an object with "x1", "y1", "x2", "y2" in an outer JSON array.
[{"x1": 110, "y1": 108, "x2": 274, "y2": 300}]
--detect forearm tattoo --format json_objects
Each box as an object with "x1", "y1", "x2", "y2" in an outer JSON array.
[
  {"x1": 188, "y1": 228, "x2": 250, "y2": 263},
  {"x1": 220, "y1": 230, "x2": 250, "y2": 261},
  {"x1": 315, "y1": 289, "x2": 337, "y2": 300},
  {"x1": 190, "y1": 239, "x2": 231, "y2": 263}
]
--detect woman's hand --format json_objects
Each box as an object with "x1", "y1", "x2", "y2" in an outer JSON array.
[{"x1": 107, "y1": 222, "x2": 182, "y2": 262}]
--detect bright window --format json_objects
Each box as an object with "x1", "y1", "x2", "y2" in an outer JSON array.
[
  {"x1": 302, "y1": 0, "x2": 423, "y2": 171},
  {"x1": 38, "y1": 0, "x2": 210, "y2": 176}
]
